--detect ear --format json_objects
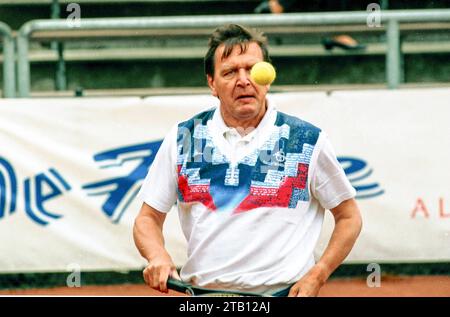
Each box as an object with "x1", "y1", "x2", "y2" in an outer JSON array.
[{"x1": 207, "y1": 74, "x2": 218, "y2": 97}]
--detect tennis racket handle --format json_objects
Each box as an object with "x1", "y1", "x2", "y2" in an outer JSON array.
[{"x1": 167, "y1": 278, "x2": 194, "y2": 295}]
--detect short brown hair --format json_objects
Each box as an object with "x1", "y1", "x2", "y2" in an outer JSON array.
[{"x1": 204, "y1": 24, "x2": 271, "y2": 77}]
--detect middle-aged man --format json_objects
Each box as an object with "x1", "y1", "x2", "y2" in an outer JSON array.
[{"x1": 134, "y1": 24, "x2": 362, "y2": 297}]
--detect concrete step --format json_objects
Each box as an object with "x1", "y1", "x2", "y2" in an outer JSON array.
[
  {"x1": 9, "y1": 41, "x2": 449, "y2": 64},
  {"x1": 23, "y1": 82, "x2": 450, "y2": 98},
  {"x1": 13, "y1": 53, "x2": 449, "y2": 91},
  {"x1": 29, "y1": 22, "x2": 450, "y2": 41}
]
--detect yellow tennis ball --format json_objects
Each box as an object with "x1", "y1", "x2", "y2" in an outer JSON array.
[{"x1": 250, "y1": 62, "x2": 276, "y2": 85}]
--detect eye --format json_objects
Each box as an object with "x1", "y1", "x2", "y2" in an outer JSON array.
[{"x1": 223, "y1": 69, "x2": 235, "y2": 78}]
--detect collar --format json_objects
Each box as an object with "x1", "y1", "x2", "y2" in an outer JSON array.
[{"x1": 213, "y1": 97, "x2": 277, "y2": 141}]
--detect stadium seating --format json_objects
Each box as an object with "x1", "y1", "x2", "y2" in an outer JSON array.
[{"x1": 0, "y1": 0, "x2": 449, "y2": 96}]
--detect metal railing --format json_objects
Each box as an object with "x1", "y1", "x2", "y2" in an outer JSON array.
[
  {"x1": 14, "y1": 9, "x2": 450, "y2": 97},
  {"x1": 0, "y1": 22, "x2": 15, "y2": 98}
]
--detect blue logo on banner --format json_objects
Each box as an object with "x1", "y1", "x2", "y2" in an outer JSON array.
[
  {"x1": 338, "y1": 156, "x2": 384, "y2": 199},
  {"x1": 1, "y1": 155, "x2": 71, "y2": 226},
  {"x1": 24, "y1": 168, "x2": 71, "y2": 225},
  {"x1": 0, "y1": 157, "x2": 17, "y2": 218},
  {"x1": 1, "y1": 149, "x2": 380, "y2": 226},
  {"x1": 82, "y1": 141, "x2": 162, "y2": 223}
]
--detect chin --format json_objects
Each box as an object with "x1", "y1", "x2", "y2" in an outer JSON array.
[
  {"x1": 236, "y1": 106, "x2": 261, "y2": 120},
  {"x1": 236, "y1": 102, "x2": 256, "y2": 111},
  {"x1": 236, "y1": 99, "x2": 258, "y2": 108}
]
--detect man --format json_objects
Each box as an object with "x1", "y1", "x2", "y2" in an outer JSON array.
[
  {"x1": 133, "y1": 24, "x2": 362, "y2": 297},
  {"x1": 254, "y1": 0, "x2": 298, "y2": 14},
  {"x1": 254, "y1": 1, "x2": 366, "y2": 51}
]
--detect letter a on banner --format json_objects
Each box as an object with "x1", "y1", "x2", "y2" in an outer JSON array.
[{"x1": 411, "y1": 198, "x2": 430, "y2": 218}]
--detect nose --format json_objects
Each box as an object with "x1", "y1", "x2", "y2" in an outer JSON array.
[{"x1": 236, "y1": 68, "x2": 251, "y2": 87}]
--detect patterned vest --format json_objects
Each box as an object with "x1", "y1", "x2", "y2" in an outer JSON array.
[{"x1": 176, "y1": 108, "x2": 321, "y2": 213}]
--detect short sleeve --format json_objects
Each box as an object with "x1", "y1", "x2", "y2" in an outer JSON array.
[
  {"x1": 137, "y1": 124, "x2": 178, "y2": 213},
  {"x1": 311, "y1": 134, "x2": 356, "y2": 210}
]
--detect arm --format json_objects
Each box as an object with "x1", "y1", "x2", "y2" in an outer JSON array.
[
  {"x1": 133, "y1": 202, "x2": 180, "y2": 293},
  {"x1": 269, "y1": 0, "x2": 284, "y2": 13},
  {"x1": 288, "y1": 198, "x2": 362, "y2": 297}
]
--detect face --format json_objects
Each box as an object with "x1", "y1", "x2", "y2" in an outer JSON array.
[{"x1": 207, "y1": 42, "x2": 270, "y2": 128}]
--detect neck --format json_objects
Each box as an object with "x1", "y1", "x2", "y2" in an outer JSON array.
[{"x1": 221, "y1": 104, "x2": 267, "y2": 135}]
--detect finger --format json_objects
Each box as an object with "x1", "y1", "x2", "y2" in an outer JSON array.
[
  {"x1": 142, "y1": 267, "x2": 149, "y2": 285},
  {"x1": 170, "y1": 268, "x2": 181, "y2": 281},
  {"x1": 151, "y1": 267, "x2": 160, "y2": 290},
  {"x1": 296, "y1": 291, "x2": 308, "y2": 297},
  {"x1": 287, "y1": 286, "x2": 299, "y2": 297},
  {"x1": 159, "y1": 278, "x2": 167, "y2": 293},
  {"x1": 296, "y1": 286, "x2": 310, "y2": 297},
  {"x1": 144, "y1": 266, "x2": 155, "y2": 286},
  {"x1": 159, "y1": 268, "x2": 171, "y2": 293}
]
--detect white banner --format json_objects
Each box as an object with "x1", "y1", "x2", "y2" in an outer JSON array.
[{"x1": 0, "y1": 88, "x2": 449, "y2": 273}]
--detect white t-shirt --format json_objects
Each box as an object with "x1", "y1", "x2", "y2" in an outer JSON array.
[{"x1": 138, "y1": 101, "x2": 356, "y2": 294}]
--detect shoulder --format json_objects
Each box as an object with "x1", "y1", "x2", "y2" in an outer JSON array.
[
  {"x1": 177, "y1": 107, "x2": 217, "y2": 130},
  {"x1": 275, "y1": 110, "x2": 322, "y2": 145},
  {"x1": 275, "y1": 110, "x2": 321, "y2": 133}
]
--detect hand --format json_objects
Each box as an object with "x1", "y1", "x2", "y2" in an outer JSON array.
[
  {"x1": 142, "y1": 254, "x2": 181, "y2": 293},
  {"x1": 288, "y1": 265, "x2": 328, "y2": 297},
  {"x1": 269, "y1": 0, "x2": 284, "y2": 14}
]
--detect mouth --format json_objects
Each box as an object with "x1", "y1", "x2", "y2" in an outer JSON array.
[{"x1": 236, "y1": 94, "x2": 256, "y2": 102}]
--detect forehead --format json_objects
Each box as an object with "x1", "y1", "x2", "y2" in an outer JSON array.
[{"x1": 214, "y1": 42, "x2": 264, "y2": 68}]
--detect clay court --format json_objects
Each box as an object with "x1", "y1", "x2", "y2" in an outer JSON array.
[{"x1": 1, "y1": 276, "x2": 449, "y2": 297}]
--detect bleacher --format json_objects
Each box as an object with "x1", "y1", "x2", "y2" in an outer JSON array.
[{"x1": 0, "y1": 0, "x2": 449, "y2": 97}]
